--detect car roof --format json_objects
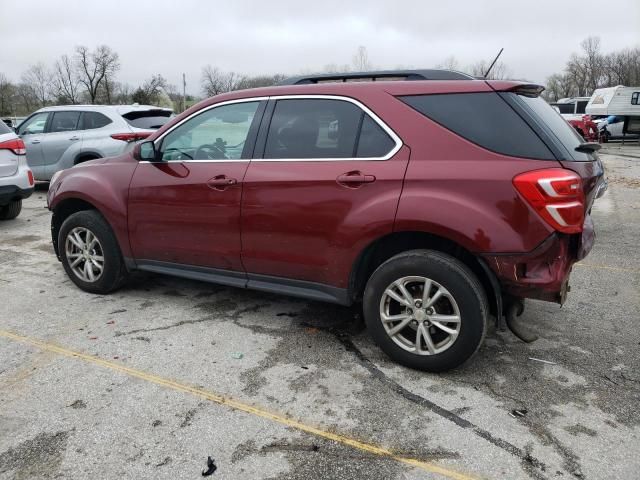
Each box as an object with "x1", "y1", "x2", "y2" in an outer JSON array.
[{"x1": 34, "y1": 105, "x2": 173, "y2": 114}]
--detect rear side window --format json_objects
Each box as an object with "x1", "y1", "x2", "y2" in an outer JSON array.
[
  {"x1": 263, "y1": 98, "x2": 395, "y2": 159},
  {"x1": 49, "y1": 111, "x2": 81, "y2": 133},
  {"x1": 82, "y1": 111, "x2": 112, "y2": 130},
  {"x1": 399, "y1": 93, "x2": 554, "y2": 160},
  {"x1": 122, "y1": 110, "x2": 172, "y2": 130}
]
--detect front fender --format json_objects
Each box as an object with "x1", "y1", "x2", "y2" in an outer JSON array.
[{"x1": 49, "y1": 160, "x2": 137, "y2": 258}]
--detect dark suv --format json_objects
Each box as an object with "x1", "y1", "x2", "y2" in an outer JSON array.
[{"x1": 47, "y1": 70, "x2": 605, "y2": 371}]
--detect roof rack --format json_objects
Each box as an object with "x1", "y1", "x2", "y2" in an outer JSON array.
[{"x1": 279, "y1": 69, "x2": 474, "y2": 85}]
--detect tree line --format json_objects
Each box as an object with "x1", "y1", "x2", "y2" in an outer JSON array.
[
  {"x1": 543, "y1": 37, "x2": 640, "y2": 101},
  {"x1": 2, "y1": 40, "x2": 637, "y2": 118}
]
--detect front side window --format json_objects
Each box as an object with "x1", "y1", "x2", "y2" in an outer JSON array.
[
  {"x1": 160, "y1": 102, "x2": 259, "y2": 161},
  {"x1": 263, "y1": 98, "x2": 395, "y2": 159},
  {"x1": 632, "y1": 92, "x2": 639, "y2": 105},
  {"x1": 18, "y1": 112, "x2": 49, "y2": 136},
  {"x1": 49, "y1": 111, "x2": 81, "y2": 133}
]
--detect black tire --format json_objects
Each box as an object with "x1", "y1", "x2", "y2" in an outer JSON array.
[
  {"x1": 0, "y1": 200, "x2": 22, "y2": 220},
  {"x1": 363, "y1": 250, "x2": 488, "y2": 372},
  {"x1": 58, "y1": 210, "x2": 128, "y2": 294}
]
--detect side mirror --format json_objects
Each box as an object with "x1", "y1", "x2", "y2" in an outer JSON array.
[{"x1": 136, "y1": 140, "x2": 158, "y2": 161}]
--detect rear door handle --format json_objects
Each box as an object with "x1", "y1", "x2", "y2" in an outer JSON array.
[
  {"x1": 31, "y1": 139, "x2": 41, "y2": 144},
  {"x1": 69, "y1": 136, "x2": 80, "y2": 141},
  {"x1": 207, "y1": 175, "x2": 237, "y2": 190},
  {"x1": 336, "y1": 171, "x2": 376, "y2": 187}
]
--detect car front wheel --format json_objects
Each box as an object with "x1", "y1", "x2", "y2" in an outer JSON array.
[
  {"x1": 59, "y1": 210, "x2": 128, "y2": 294},
  {"x1": 363, "y1": 250, "x2": 488, "y2": 372}
]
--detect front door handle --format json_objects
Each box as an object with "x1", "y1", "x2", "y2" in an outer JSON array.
[
  {"x1": 69, "y1": 136, "x2": 80, "y2": 141},
  {"x1": 336, "y1": 171, "x2": 376, "y2": 187},
  {"x1": 31, "y1": 139, "x2": 41, "y2": 144},
  {"x1": 207, "y1": 175, "x2": 237, "y2": 191}
]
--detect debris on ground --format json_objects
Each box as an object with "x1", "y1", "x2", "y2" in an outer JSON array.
[
  {"x1": 106, "y1": 320, "x2": 115, "y2": 325},
  {"x1": 510, "y1": 409, "x2": 528, "y2": 418},
  {"x1": 528, "y1": 357, "x2": 556, "y2": 365},
  {"x1": 109, "y1": 309, "x2": 127, "y2": 314},
  {"x1": 68, "y1": 400, "x2": 86, "y2": 409},
  {"x1": 231, "y1": 352, "x2": 243, "y2": 359},
  {"x1": 202, "y1": 456, "x2": 217, "y2": 476}
]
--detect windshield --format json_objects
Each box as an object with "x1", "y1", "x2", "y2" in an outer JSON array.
[{"x1": 514, "y1": 94, "x2": 593, "y2": 161}]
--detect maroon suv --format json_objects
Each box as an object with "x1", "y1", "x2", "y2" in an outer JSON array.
[{"x1": 47, "y1": 70, "x2": 605, "y2": 371}]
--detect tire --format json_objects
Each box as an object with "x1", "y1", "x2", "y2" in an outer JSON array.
[
  {"x1": 363, "y1": 250, "x2": 488, "y2": 372},
  {"x1": 0, "y1": 200, "x2": 22, "y2": 220},
  {"x1": 58, "y1": 210, "x2": 128, "y2": 294}
]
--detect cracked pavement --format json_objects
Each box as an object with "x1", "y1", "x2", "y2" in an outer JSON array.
[{"x1": 1, "y1": 146, "x2": 639, "y2": 479}]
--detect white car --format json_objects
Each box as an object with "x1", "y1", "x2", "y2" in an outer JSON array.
[
  {"x1": 0, "y1": 120, "x2": 34, "y2": 219},
  {"x1": 596, "y1": 115, "x2": 639, "y2": 141},
  {"x1": 16, "y1": 104, "x2": 173, "y2": 181}
]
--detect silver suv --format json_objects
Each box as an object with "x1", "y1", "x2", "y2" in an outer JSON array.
[
  {"x1": 0, "y1": 120, "x2": 33, "y2": 219},
  {"x1": 16, "y1": 104, "x2": 173, "y2": 181}
]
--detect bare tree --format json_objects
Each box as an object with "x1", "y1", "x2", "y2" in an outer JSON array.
[
  {"x1": 75, "y1": 45, "x2": 120, "y2": 103},
  {"x1": 21, "y1": 63, "x2": 50, "y2": 107},
  {"x1": 132, "y1": 74, "x2": 168, "y2": 104},
  {"x1": 201, "y1": 66, "x2": 246, "y2": 96},
  {"x1": 52, "y1": 54, "x2": 80, "y2": 104},
  {"x1": 436, "y1": 56, "x2": 460, "y2": 71},
  {"x1": 352, "y1": 46, "x2": 372, "y2": 71},
  {"x1": 467, "y1": 60, "x2": 509, "y2": 79}
]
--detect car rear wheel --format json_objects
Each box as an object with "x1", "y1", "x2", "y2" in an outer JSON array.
[
  {"x1": 363, "y1": 250, "x2": 488, "y2": 372},
  {"x1": 0, "y1": 200, "x2": 22, "y2": 220},
  {"x1": 59, "y1": 210, "x2": 128, "y2": 294}
]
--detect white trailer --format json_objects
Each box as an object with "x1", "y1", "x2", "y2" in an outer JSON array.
[{"x1": 586, "y1": 86, "x2": 640, "y2": 116}]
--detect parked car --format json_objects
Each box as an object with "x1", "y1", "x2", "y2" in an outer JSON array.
[
  {"x1": 595, "y1": 115, "x2": 639, "y2": 141},
  {"x1": 47, "y1": 70, "x2": 606, "y2": 372},
  {"x1": 0, "y1": 120, "x2": 34, "y2": 219},
  {"x1": 16, "y1": 105, "x2": 173, "y2": 181}
]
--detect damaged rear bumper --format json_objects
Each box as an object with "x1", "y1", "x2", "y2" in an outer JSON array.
[{"x1": 482, "y1": 215, "x2": 595, "y2": 304}]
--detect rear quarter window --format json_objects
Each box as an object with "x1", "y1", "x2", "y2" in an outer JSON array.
[
  {"x1": 399, "y1": 92, "x2": 555, "y2": 160},
  {"x1": 122, "y1": 110, "x2": 172, "y2": 130},
  {"x1": 0, "y1": 120, "x2": 11, "y2": 134}
]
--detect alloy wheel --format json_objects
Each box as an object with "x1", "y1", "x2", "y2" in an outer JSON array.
[{"x1": 64, "y1": 227, "x2": 105, "y2": 283}]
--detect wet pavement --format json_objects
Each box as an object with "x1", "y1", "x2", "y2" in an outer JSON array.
[{"x1": 1, "y1": 145, "x2": 639, "y2": 479}]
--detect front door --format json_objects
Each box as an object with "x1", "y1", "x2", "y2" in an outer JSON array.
[
  {"x1": 43, "y1": 111, "x2": 82, "y2": 179},
  {"x1": 241, "y1": 97, "x2": 408, "y2": 289},
  {"x1": 128, "y1": 99, "x2": 265, "y2": 272},
  {"x1": 17, "y1": 112, "x2": 50, "y2": 180}
]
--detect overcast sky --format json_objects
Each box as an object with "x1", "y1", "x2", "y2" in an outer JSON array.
[{"x1": 1, "y1": 0, "x2": 638, "y2": 95}]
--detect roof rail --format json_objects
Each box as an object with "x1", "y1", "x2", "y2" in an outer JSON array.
[{"x1": 279, "y1": 69, "x2": 474, "y2": 85}]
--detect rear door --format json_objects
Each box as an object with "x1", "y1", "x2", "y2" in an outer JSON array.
[
  {"x1": 17, "y1": 112, "x2": 50, "y2": 180},
  {"x1": 128, "y1": 99, "x2": 265, "y2": 273},
  {"x1": 43, "y1": 111, "x2": 82, "y2": 178},
  {"x1": 241, "y1": 96, "x2": 408, "y2": 290}
]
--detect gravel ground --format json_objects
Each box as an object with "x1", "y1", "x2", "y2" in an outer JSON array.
[{"x1": 1, "y1": 146, "x2": 639, "y2": 480}]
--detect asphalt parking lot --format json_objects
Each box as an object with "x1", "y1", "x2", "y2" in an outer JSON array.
[{"x1": 1, "y1": 147, "x2": 639, "y2": 480}]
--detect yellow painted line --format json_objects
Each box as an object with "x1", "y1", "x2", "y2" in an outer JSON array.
[
  {"x1": 0, "y1": 329, "x2": 479, "y2": 480},
  {"x1": 574, "y1": 263, "x2": 639, "y2": 274}
]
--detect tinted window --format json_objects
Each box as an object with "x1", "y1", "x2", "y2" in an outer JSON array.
[
  {"x1": 356, "y1": 115, "x2": 395, "y2": 157},
  {"x1": 632, "y1": 92, "x2": 639, "y2": 105},
  {"x1": 264, "y1": 99, "x2": 363, "y2": 159},
  {"x1": 50, "y1": 111, "x2": 81, "y2": 133},
  {"x1": 512, "y1": 93, "x2": 592, "y2": 161},
  {"x1": 122, "y1": 110, "x2": 172, "y2": 130},
  {"x1": 400, "y1": 92, "x2": 554, "y2": 160},
  {"x1": 553, "y1": 103, "x2": 575, "y2": 114},
  {"x1": 576, "y1": 101, "x2": 588, "y2": 114},
  {"x1": 160, "y1": 101, "x2": 259, "y2": 161},
  {"x1": 17, "y1": 112, "x2": 49, "y2": 136},
  {"x1": 0, "y1": 119, "x2": 11, "y2": 134},
  {"x1": 82, "y1": 111, "x2": 112, "y2": 130}
]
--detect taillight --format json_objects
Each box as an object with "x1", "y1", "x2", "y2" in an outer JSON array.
[
  {"x1": 110, "y1": 132, "x2": 152, "y2": 142},
  {"x1": 0, "y1": 138, "x2": 27, "y2": 155},
  {"x1": 513, "y1": 168, "x2": 585, "y2": 234}
]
